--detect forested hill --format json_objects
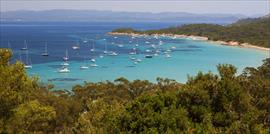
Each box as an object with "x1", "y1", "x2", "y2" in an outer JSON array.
[
  {"x1": 1, "y1": 47, "x2": 270, "y2": 133},
  {"x1": 112, "y1": 15, "x2": 270, "y2": 48}
]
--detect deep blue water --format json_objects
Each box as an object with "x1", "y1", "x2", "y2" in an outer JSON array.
[{"x1": 0, "y1": 21, "x2": 269, "y2": 89}]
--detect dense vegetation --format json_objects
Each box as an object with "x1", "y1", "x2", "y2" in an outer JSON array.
[
  {"x1": 1, "y1": 48, "x2": 270, "y2": 133},
  {"x1": 112, "y1": 17, "x2": 270, "y2": 48}
]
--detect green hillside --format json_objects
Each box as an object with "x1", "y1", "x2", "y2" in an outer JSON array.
[
  {"x1": 1, "y1": 48, "x2": 270, "y2": 133},
  {"x1": 112, "y1": 17, "x2": 270, "y2": 48}
]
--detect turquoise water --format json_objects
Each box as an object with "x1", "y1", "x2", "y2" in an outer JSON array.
[
  {"x1": 28, "y1": 37, "x2": 269, "y2": 89},
  {"x1": 1, "y1": 22, "x2": 269, "y2": 90}
]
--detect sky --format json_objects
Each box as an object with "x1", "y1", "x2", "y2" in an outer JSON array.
[{"x1": 1, "y1": 0, "x2": 269, "y2": 16}]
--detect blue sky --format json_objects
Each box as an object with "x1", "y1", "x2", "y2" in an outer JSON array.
[{"x1": 1, "y1": 0, "x2": 269, "y2": 16}]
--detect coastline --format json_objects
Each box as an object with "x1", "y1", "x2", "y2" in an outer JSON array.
[{"x1": 108, "y1": 32, "x2": 270, "y2": 52}]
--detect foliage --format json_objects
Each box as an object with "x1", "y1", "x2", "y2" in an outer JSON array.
[
  {"x1": 112, "y1": 17, "x2": 270, "y2": 48},
  {"x1": 1, "y1": 48, "x2": 270, "y2": 133}
]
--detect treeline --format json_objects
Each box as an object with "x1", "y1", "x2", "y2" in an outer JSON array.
[
  {"x1": 112, "y1": 17, "x2": 270, "y2": 48},
  {"x1": 0, "y1": 48, "x2": 270, "y2": 133}
]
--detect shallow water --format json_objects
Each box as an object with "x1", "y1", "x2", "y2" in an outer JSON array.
[{"x1": 1, "y1": 22, "x2": 269, "y2": 90}]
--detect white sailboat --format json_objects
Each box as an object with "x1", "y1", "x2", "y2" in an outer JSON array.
[
  {"x1": 129, "y1": 48, "x2": 137, "y2": 55},
  {"x1": 80, "y1": 57, "x2": 89, "y2": 69},
  {"x1": 58, "y1": 67, "x2": 70, "y2": 73},
  {"x1": 90, "y1": 58, "x2": 96, "y2": 63},
  {"x1": 108, "y1": 51, "x2": 118, "y2": 56},
  {"x1": 24, "y1": 50, "x2": 32, "y2": 69},
  {"x1": 90, "y1": 40, "x2": 95, "y2": 52},
  {"x1": 42, "y1": 42, "x2": 49, "y2": 56},
  {"x1": 63, "y1": 49, "x2": 69, "y2": 61},
  {"x1": 171, "y1": 46, "x2": 176, "y2": 50},
  {"x1": 72, "y1": 41, "x2": 80, "y2": 50},
  {"x1": 90, "y1": 62, "x2": 98, "y2": 67},
  {"x1": 118, "y1": 44, "x2": 124, "y2": 48},
  {"x1": 165, "y1": 54, "x2": 171, "y2": 58},
  {"x1": 103, "y1": 41, "x2": 108, "y2": 54},
  {"x1": 21, "y1": 40, "x2": 28, "y2": 50},
  {"x1": 61, "y1": 62, "x2": 69, "y2": 66}
]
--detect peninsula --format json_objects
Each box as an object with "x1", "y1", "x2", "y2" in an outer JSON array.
[{"x1": 109, "y1": 15, "x2": 270, "y2": 51}]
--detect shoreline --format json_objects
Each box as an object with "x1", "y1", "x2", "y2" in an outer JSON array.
[{"x1": 108, "y1": 32, "x2": 270, "y2": 52}]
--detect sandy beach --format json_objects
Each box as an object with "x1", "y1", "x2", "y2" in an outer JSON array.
[{"x1": 108, "y1": 32, "x2": 270, "y2": 52}]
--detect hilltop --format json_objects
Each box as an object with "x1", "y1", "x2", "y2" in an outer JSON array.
[{"x1": 111, "y1": 15, "x2": 270, "y2": 48}]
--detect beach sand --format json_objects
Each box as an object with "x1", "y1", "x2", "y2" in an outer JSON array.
[{"x1": 108, "y1": 32, "x2": 270, "y2": 52}]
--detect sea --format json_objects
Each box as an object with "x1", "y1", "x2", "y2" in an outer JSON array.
[{"x1": 0, "y1": 21, "x2": 269, "y2": 90}]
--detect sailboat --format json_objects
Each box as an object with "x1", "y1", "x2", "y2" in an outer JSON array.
[
  {"x1": 24, "y1": 50, "x2": 32, "y2": 69},
  {"x1": 108, "y1": 51, "x2": 118, "y2": 56},
  {"x1": 63, "y1": 49, "x2": 69, "y2": 61},
  {"x1": 165, "y1": 54, "x2": 171, "y2": 58},
  {"x1": 90, "y1": 40, "x2": 95, "y2": 52},
  {"x1": 72, "y1": 41, "x2": 80, "y2": 50},
  {"x1": 80, "y1": 57, "x2": 89, "y2": 69},
  {"x1": 21, "y1": 40, "x2": 28, "y2": 50},
  {"x1": 58, "y1": 67, "x2": 70, "y2": 73},
  {"x1": 171, "y1": 46, "x2": 176, "y2": 50},
  {"x1": 42, "y1": 42, "x2": 49, "y2": 56},
  {"x1": 103, "y1": 41, "x2": 108, "y2": 54},
  {"x1": 129, "y1": 47, "x2": 137, "y2": 55},
  {"x1": 90, "y1": 63, "x2": 98, "y2": 67},
  {"x1": 99, "y1": 54, "x2": 104, "y2": 58},
  {"x1": 61, "y1": 62, "x2": 69, "y2": 66}
]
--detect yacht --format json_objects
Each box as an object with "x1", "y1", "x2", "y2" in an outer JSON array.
[
  {"x1": 90, "y1": 40, "x2": 95, "y2": 52},
  {"x1": 24, "y1": 65, "x2": 32, "y2": 69},
  {"x1": 63, "y1": 50, "x2": 69, "y2": 61},
  {"x1": 103, "y1": 42, "x2": 108, "y2": 54},
  {"x1": 145, "y1": 49, "x2": 151, "y2": 53},
  {"x1": 72, "y1": 42, "x2": 80, "y2": 50},
  {"x1": 135, "y1": 58, "x2": 142, "y2": 62},
  {"x1": 165, "y1": 54, "x2": 171, "y2": 58},
  {"x1": 90, "y1": 58, "x2": 96, "y2": 63},
  {"x1": 151, "y1": 44, "x2": 156, "y2": 48},
  {"x1": 130, "y1": 57, "x2": 136, "y2": 61},
  {"x1": 129, "y1": 52, "x2": 136, "y2": 55},
  {"x1": 41, "y1": 42, "x2": 49, "y2": 56},
  {"x1": 90, "y1": 63, "x2": 98, "y2": 67},
  {"x1": 171, "y1": 46, "x2": 176, "y2": 49},
  {"x1": 58, "y1": 67, "x2": 70, "y2": 73},
  {"x1": 145, "y1": 55, "x2": 153, "y2": 58},
  {"x1": 24, "y1": 50, "x2": 32, "y2": 69},
  {"x1": 61, "y1": 62, "x2": 69, "y2": 66},
  {"x1": 21, "y1": 40, "x2": 28, "y2": 50},
  {"x1": 108, "y1": 51, "x2": 118, "y2": 56},
  {"x1": 145, "y1": 41, "x2": 150, "y2": 44},
  {"x1": 118, "y1": 44, "x2": 124, "y2": 48},
  {"x1": 133, "y1": 61, "x2": 138, "y2": 65},
  {"x1": 83, "y1": 39, "x2": 88, "y2": 43},
  {"x1": 159, "y1": 41, "x2": 163, "y2": 45},
  {"x1": 99, "y1": 55, "x2": 104, "y2": 58},
  {"x1": 80, "y1": 65, "x2": 89, "y2": 69}
]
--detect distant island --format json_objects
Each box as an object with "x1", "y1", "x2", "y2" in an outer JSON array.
[
  {"x1": 110, "y1": 14, "x2": 270, "y2": 50},
  {"x1": 1, "y1": 9, "x2": 248, "y2": 23}
]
